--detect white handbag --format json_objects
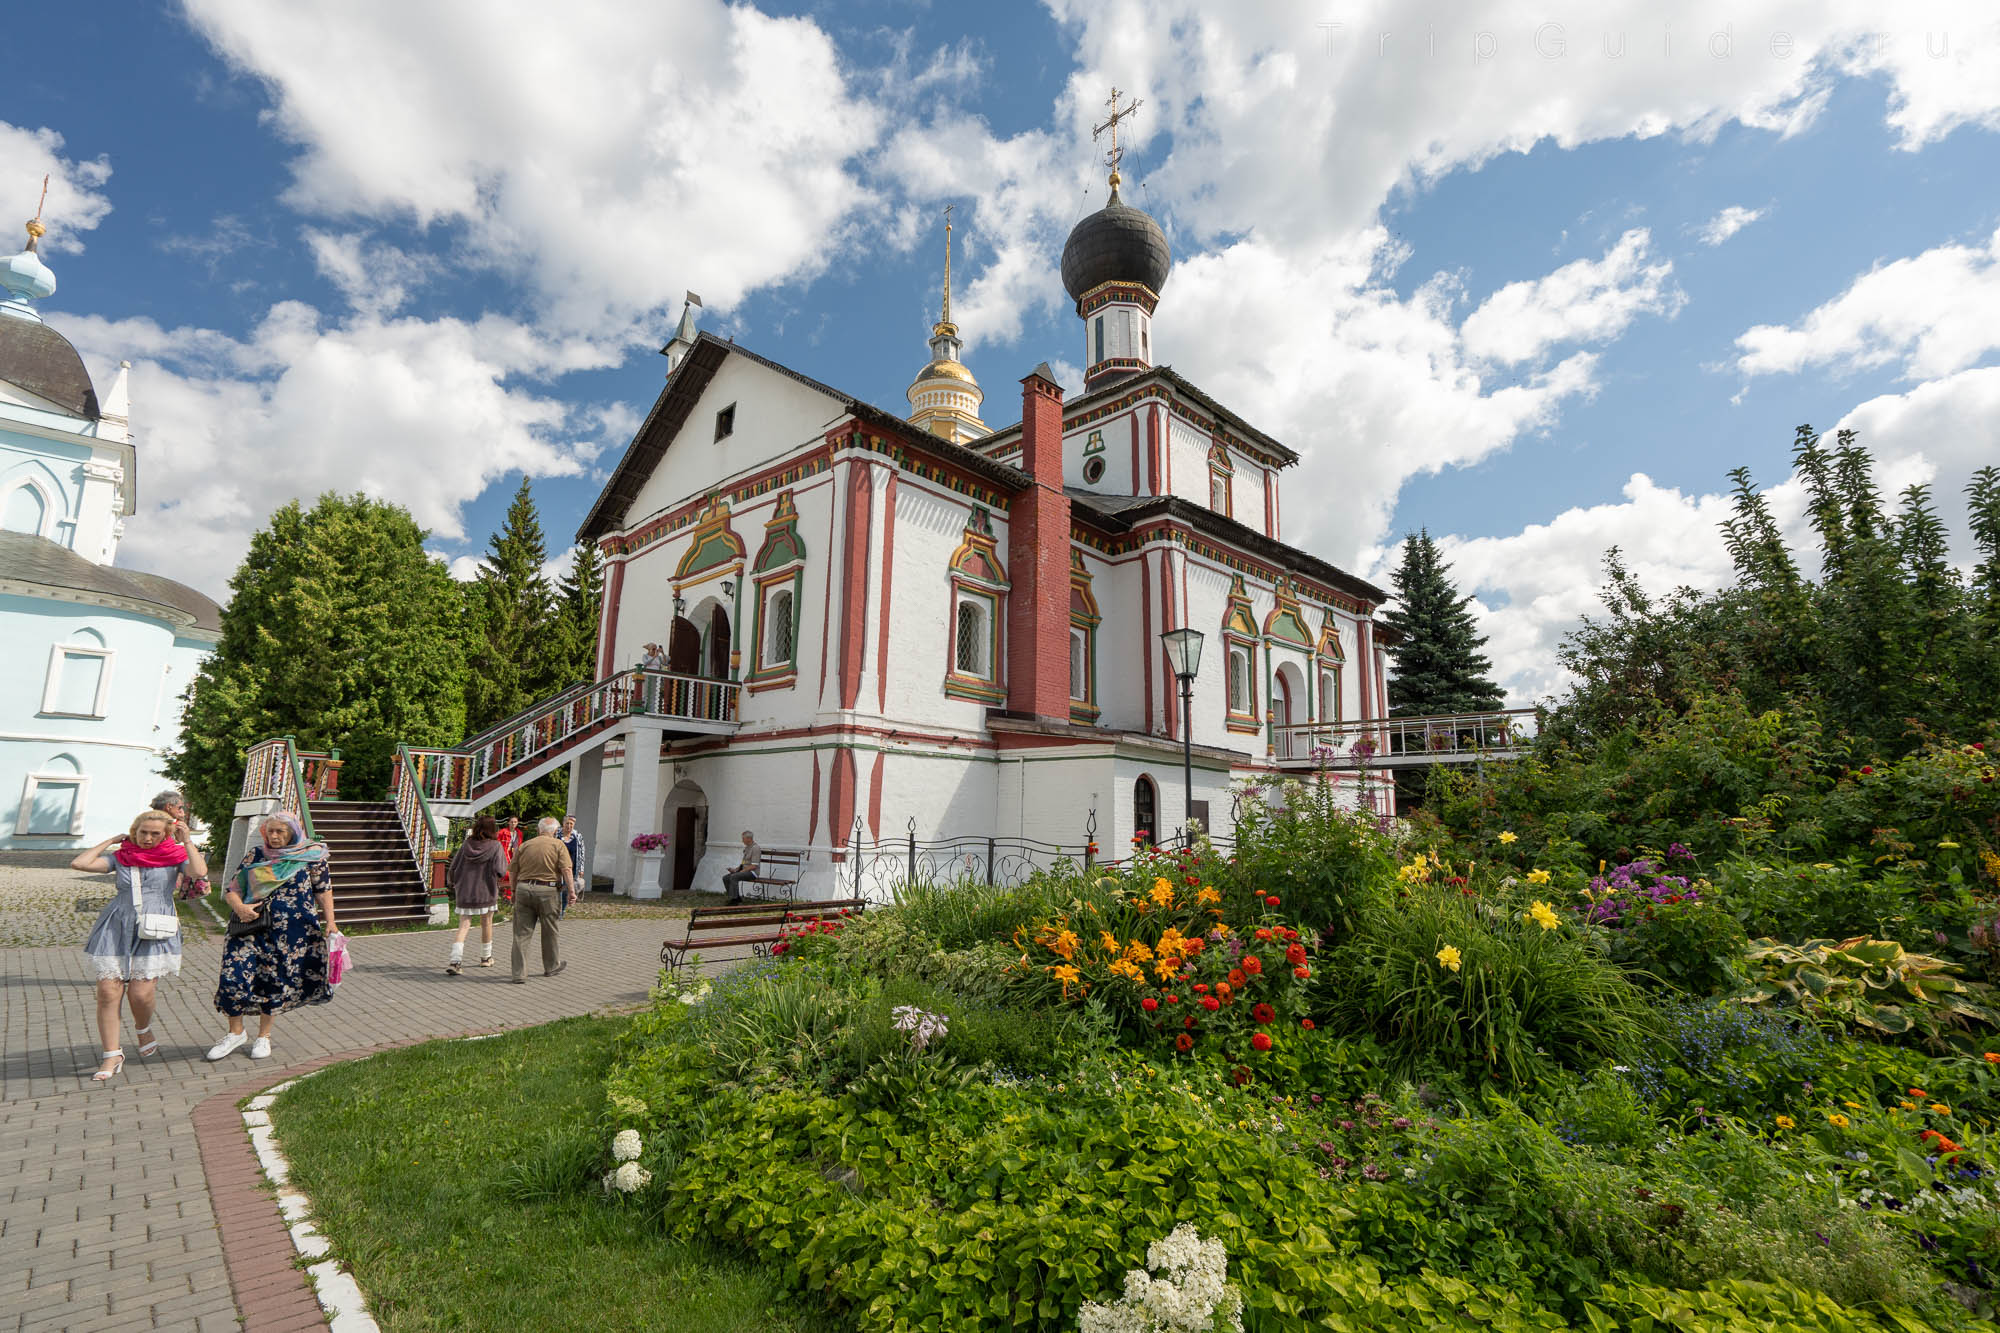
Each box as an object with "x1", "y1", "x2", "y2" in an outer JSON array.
[{"x1": 127, "y1": 864, "x2": 180, "y2": 941}]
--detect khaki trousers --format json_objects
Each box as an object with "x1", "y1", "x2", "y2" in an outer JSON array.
[{"x1": 510, "y1": 886, "x2": 562, "y2": 980}]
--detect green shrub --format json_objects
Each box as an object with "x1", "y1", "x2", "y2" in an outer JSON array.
[
  {"x1": 1327, "y1": 886, "x2": 1645, "y2": 1085},
  {"x1": 1606, "y1": 895, "x2": 1751, "y2": 996},
  {"x1": 1710, "y1": 857, "x2": 1945, "y2": 946},
  {"x1": 1739, "y1": 936, "x2": 2000, "y2": 1049},
  {"x1": 1225, "y1": 781, "x2": 1398, "y2": 938}
]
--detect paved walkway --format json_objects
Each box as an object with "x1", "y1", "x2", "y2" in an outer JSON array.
[{"x1": 0, "y1": 863, "x2": 688, "y2": 1332}]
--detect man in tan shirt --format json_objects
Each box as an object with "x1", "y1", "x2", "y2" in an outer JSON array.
[{"x1": 510, "y1": 817, "x2": 577, "y2": 983}]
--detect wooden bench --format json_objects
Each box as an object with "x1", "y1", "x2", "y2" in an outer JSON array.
[
  {"x1": 659, "y1": 898, "x2": 867, "y2": 976},
  {"x1": 737, "y1": 849, "x2": 806, "y2": 900}
]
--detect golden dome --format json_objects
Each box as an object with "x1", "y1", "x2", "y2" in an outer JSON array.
[{"x1": 918, "y1": 356, "x2": 977, "y2": 385}]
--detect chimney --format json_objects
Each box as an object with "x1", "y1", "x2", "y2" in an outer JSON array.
[{"x1": 1006, "y1": 364, "x2": 1074, "y2": 722}]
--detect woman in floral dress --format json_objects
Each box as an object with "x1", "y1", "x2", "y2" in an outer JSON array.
[
  {"x1": 205, "y1": 813, "x2": 337, "y2": 1062},
  {"x1": 74, "y1": 809, "x2": 208, "y2": 1082}
]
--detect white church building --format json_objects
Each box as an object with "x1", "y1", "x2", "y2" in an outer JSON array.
[
  {"x1": 565, "y1": 159, "x2": 1397, "y2": 897},
  {"x1": 0, "y1": 213, "x2": 220, "y2": 849}
]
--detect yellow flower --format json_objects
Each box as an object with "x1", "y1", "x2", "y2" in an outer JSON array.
[
  {"x1": 1526, "y1": 868, "x2": 1551, "y2": 885},
  {"x1": 1098, "y1": 930, "x2": 1120, "y2": 954},
  {"x1": 1051, "y1": 963, "x2": 1080, "y2": 996},
  {"x1": 1150, "y1": 877, "x2": 1175, "y2": 907},
  {"x1": 1931, "y1": 1103, "x2": 1951, "y2": 1115},
  {"x1": 1527, "y1": 901, "x2": 1560, "y2": 932},
  {"x1": 1897, "y1": 1101, "x2": 1917, "y2": 1112},
  {"x1": 1048, "y1": 929, "x2": 1080, "y2": 961},
  {"x1": 1498, "y1": 831, "x2": 1518, "y2": 845},
  {"x1": 1123, "y1": 939, "x2": 1155, "y2": 964},
  {"x1": 1774, "y1": 1115, "x2": 1795, "y2": 1129},
  {"x1": 1436, "y1": 945, "x2": 1463, "y2": 972},
  {"x1": 1211, "y1": 923, "x2": 1230, "y2": 937},
  {"x1": 1812, "y1": 862, "x2": 1835, "y2": 871},
  {"x1": 1842, "y1": 1101, "x2": 1862, "y2": 1110},
  {"x1": 1157, "y1": 927, "x2": 1189, "y2": 958},
  {"x1": 1195, "y1": 886, "x2": 1221, "y2": 906},
  {"x1": 1154, "y1": 957, "x2": 1180, "y2": 981},
  {"x1": 1107, "y1": 959, "x2": 1144, "y2": 983},
  {"x1": 1827, "y1": 1113, "x2": 1850, "y2": 1128},
  {"x1": 1938, "y1": 840, "x2": 1961, "y2": 849}
]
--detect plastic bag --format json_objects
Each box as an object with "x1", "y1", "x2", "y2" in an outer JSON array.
[{"x1": 327, "y1": 930, "x2": 351, "y2": 986}]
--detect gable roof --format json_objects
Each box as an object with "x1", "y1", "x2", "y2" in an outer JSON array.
[
  {"x1": 975, "y1": 365, "x2": 1300, "y2": 468},
  {"x1": 578, "y1": 331, "x2": 1027, "y2": 543}
]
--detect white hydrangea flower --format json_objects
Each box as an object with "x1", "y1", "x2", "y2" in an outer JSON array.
[
  {"x1": 604, "y1": 1161, "x2": 652, "y2": 1194},
  {"x1": 1077, "y1": 1224, "x2": 1242, "y2": 1333},
  {"x1": 612, "y1": 1129, "x2": 643, "y2": 1162}
]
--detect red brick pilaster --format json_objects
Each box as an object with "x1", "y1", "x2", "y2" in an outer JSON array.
[{"x1": 1007, "y1": 367, "x2": 1073, "y2": 722}]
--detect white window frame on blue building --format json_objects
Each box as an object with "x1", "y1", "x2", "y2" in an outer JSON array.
[{"x1": 40, "y1": 637, "x2": 115, "y2": 719}]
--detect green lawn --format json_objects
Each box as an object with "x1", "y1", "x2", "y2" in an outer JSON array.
[{"x1": 268, "y1": 1015, "x2": 840, "y2": 1332}]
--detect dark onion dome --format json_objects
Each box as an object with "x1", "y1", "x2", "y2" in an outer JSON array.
[
  {"x1": 0, "y1": 317, "x2": 99, "y2": 419},
  {"x1": 1060, "y1": 183, "x2": 1171, "y2": 306}
]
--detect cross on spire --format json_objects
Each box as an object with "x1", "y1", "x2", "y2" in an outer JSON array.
[
  {"x1": 1092, "y1": 87, "x2": 1143, "y2": 189},
  {"x1": 940, "y1": 203, "x2": 954, "y2": 329},
  {"x1": 25, "y1": 174, "x2": 48, "y2": 251}
]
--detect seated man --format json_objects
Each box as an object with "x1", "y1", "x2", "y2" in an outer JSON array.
[{"x1": 721, "y1": 830, "x2": 760, "y2": 904}]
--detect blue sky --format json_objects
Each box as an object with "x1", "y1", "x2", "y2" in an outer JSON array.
[{"x1": 9, "y1": 2, "x2": 1999, "y2": 700}]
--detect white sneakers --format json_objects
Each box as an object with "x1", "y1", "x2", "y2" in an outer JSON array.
[
  {"x1": 249, "y1": 1037, "x2": 272, "y2": 1060},
  {"x1": 205, "y1": 1031, "x2": 246, "y2": 1061}
]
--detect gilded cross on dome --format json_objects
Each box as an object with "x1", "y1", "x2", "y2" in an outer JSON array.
[{"x1": 1092, "y1": 87, "x2": 1143, "y2": 188}]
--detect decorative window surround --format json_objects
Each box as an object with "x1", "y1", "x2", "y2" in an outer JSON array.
[
  {"x1": 40, "y1": 639, "x2": 113, "y2": 719},
  {"x1": 1068, "y1": 551, "x2": 1101, "y2": 724},
  {"x1": 1315, "y1": 609, "x2": 1347, "y2": 722},
  {"x1": 1207, "y1": 444, "x2": 1234, "y2": 518},
  {"x1": 1221, "y1": 575, "x2": 1260, "y2": 734},
  {"x1": 944, "y1": 509, "x2": 1007, "y2": 704},
  {"x1": 1, "y1": 475, "x2": 56, "y2": 538},
  {"x1": 15, "y1": 761, "x2": 88, "y2": 836},
  {"x1": 745, "y1": 491, "x2": 806, "y2": 692}
]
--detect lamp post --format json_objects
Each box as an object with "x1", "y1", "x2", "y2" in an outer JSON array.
[{"x1": 1159, "y1": 627, "x2": 1205, "y2": 838}]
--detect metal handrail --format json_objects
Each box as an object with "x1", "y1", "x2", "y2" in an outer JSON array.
[
  {"x1": 457, "y1": 676, "x2": 596, "y2": 752},
  {"x1": 392, "y1": 744, "x2": 444, "y2": 892}
]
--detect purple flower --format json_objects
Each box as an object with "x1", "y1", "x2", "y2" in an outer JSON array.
[{"x1": 1391, "y1": 1117, "x2": 1413, "y2": 1130}]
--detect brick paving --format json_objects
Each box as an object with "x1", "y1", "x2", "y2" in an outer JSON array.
[{"x1": 0, "y1": 862, "x2": 724, "y2": 1332}]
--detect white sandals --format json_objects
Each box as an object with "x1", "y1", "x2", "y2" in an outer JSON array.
[
  {"x1": 91, "y1": 1050, "x2": 124, "y2": 1082},
  {"x1": 134, "y1": 1026, "x2": 160, "y2": 1057}
]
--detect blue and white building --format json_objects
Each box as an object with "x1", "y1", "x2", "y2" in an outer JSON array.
[{"x1": 0, "y1": 215, "x2": 220, "y2": 849}]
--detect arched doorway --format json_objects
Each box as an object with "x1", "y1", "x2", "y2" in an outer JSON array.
[
  {"x1": 1274, "y1": 662, "x2": 1304, "y2": 760},
  {"x1": 666, "y1": 615, "x2": 700, "y2": 674},
  {"x1": 706, "y1": 602, "x2": 731, "y2": 679},
  {"x1": 661, "y1": 779, "x2": 708, "y2": 894},
  {"x1": 1133, "y1": 775, "x2": 1158, "y2": 848}
]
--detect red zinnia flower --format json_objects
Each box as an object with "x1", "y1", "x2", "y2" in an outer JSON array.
[
  {"x1": 1201, "y1": 996, "x2": 1220, "y2": 1011},
  {"x1": 1300, "y1": 1018, "x2": 1316, "y2": 1031},
  {"x1": 1265, "y1": 895, "x2": 1281, "y2": 907},
  {"x1": 1228, "y1": 968, "x2": 1246, "y2": 987},
  {"x1": 1215, "y1": 981, "x2": 1233, "y2": 1001},
  {"x1": 1230, "y1": 1065, "x2": 1251, "y2": 1086},
  {"x1": 1252, "y1": 1003, "x2": 1276, "y2": 1024},
  {"x1": 1251, "y1": 1032, "x2": 1273, "y2": 1052},
  {"x1": 1282, "y1": 928, "x2": 1298, "y2": 940},
  {"x1": 1141, "y1": 997, "x2": 1159, "y2": 1012},
  {"x1": 1192, "y1": 983, "x2": 1209, "y2": 994},
  {"x1": 1286, "y1": 943, "x2": 1308, "y2": 965},
  {"x1": 1255, "y1": 928, "x2": 1273, "y2": 941},
  {"x1": 1175, "y1": 1033, "x2": 1194, "y2": 1052},
  {"x1": 1242, "y1": 956, "x2": 1264, "y2": 976},
  {"x1": 1184, "y1": 1015, "x2": 1198, "y2": 1029},
  {"x1": 1860, "y1": 766, "x2": 1874, "y2": 775},
  {"x1": 1166, "y1": 994, "x2": 1180, "y2": 1004},
  {"x1": 1294, "y1": 966, "x2": 1311, "y2": 980}
]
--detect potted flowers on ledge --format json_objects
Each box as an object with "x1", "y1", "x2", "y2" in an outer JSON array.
[{"x1": 629, "y1": 833, "x2": 668, "y2": 900}]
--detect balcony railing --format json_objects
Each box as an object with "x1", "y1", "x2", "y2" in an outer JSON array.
[
  {"x1": 1274, "y1": 708, "x2": 1538, "y2": 768},
  {"x1": 403, "y1": 668, "x2": 739, "y2": 807},
  {"x1": 237, "y1": 737, "x2": 342, "y2": 838}
]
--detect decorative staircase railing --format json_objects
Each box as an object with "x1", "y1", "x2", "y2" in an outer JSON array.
[
  {"x1": 401, "y1": 668, "x2": 739, "y2": 807},
  {"x1": 390, "y1": 744, "x2": 447, "y2": 910},
  {"x1": 244, "y1": 670, "x2": 739, "y2": 888},
  {"x1": 237, "y1": 737, "x2": 341, "y2": 839},
  {"x1": 1274, "y1": 708, "x2": 1538, "y2": 768}
]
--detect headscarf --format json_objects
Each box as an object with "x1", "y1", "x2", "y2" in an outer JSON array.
[{"x1": 236, "y1": 812, "x2": 329, "y2": 899}]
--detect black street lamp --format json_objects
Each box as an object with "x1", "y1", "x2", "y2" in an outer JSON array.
[{"x1": 1159, "y1": 627, "x2": 1205, "y2": 835}]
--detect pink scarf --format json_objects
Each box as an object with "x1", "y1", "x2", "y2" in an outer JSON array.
[{"x1": 115, "y1": 837, "x2": 189, "y2": 869}]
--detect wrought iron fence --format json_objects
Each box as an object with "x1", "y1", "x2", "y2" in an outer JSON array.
[{"x1": 837, "y1": 811, "x2": 1236, "y2": 899}]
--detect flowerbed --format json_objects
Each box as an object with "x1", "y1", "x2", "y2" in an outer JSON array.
[{"x1": 583, "y1": 781, "x2": 2000, "y2": 1330}]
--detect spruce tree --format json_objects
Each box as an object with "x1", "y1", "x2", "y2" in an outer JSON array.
[
  {"x1": 465, "y1": 476, "x2": 557, "y2": 732},
  {"x1": 1380, "y1": 530, "x2": 1504, "y2": 716},
  {"x1": 553, "y1": 538, "x2": 605, "y2": 688},
  {"x1": 166, "y1": 494, "x2": 470, "y2": 836}
]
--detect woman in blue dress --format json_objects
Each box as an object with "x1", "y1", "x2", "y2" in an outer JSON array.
[
  {"x1": 73, "y1": 808, "x2": 208, "y2": 1082},
  {"x1": 205, "y1": 812, "x2": 339, "y2": 1062}
]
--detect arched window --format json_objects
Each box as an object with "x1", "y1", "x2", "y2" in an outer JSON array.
[
  {"x1": 1133, "y1": 775, "x2": 1158, "y2": 848},
  {"x1": 1069, "y1": 627, "x2": 1086, "y2": 701},
  {"x1": 1227, "y1": 644, "x2": 1251, "y2": 714},
  {"x1": 3, "y1": 480, "x2": 49, "y2": 536},
  {"x1": 955, "y1": 598, "x2": 990, "y2": 677},
  {"x1": 762, "y1": 587, "x2": 795, "y2": 669},
  {"x1": 1207, "y1": 445, "x2": 1234, "y2": 517},
  {"x1": 1320, "y1": 670, "x2": 1340, "y2": 723},
  {"x1": 944, "y1": 509, "x2": 1008, "y2": 703}
]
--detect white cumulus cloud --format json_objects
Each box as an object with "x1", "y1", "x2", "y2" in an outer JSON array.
[
  {"x1": 1697, "y1": 205, "x2": 1765, "y2": 246},
  {"x1": 1460, "y1": 229, "x2": 1683, "y2": 366}
]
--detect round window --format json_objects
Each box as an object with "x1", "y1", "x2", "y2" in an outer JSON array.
[{"x1": 1082, "y1": 456, "x2": 1107, "y2": 484}]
